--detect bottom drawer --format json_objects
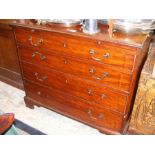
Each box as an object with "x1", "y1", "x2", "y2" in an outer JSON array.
[{"x1": 24, "y1": 80, "x2": 126, "y2": 134}]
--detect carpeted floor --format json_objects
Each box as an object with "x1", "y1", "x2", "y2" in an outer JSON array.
[{"x1": 0, "y1": 81, "x2": 100, "y2": 135}]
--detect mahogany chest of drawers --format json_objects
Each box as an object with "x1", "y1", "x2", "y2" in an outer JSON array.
[{"x1": 12, "y1": 20, "x2": 151, "y2": 134}]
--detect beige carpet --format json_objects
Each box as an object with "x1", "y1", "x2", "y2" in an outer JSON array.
[{"x1": 0, "y1": 81, "x2": 100, "y2": 135}]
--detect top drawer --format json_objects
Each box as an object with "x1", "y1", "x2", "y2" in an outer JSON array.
[{"x1": 14, "y1": 27, "x2": 136, "y2": 71}]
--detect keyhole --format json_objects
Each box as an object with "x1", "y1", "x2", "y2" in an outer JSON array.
[
  {"x1": 63, "y1": 42, "x2": 67, "y2": 48},
  {"x1": 65, "y1": 79, "x2": 68, "y2": 84},
  {"x1": 64, "y1": 59, "x2": 68, "y2": 64},
  {"x1": 31, "y1": 29, "x2": 35, "y2": 33},
  {"x1": 97, "y1": 41, "x2": 101, "y2": 45}
]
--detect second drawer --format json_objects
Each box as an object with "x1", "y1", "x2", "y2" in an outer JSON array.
[{"x1": 18, "y1": 46, "x2": 132, "y2": 91}]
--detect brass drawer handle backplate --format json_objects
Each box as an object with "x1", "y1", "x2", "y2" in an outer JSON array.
[
  {"x1": 32, "y1": 51, "x2": 46, "y2": 60},
  {"x1": 89, "y1": 68, "x2": 109, "y2": 80},
  {"x1": 28, "y1": 36, "x2": 43, "y2": 47},
  {"x1": 87, "y1": 110, "x2": 104, "y2": 120},
  {"x1": 34, "y1": 72, "x2": 48, "y2": 81},
  {"x1": 89, "y1": 49, "x2": 110, "y2": 61}
]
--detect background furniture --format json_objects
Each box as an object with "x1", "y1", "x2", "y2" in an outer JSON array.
[
  {"x1": 0, "y1": 20, "x2": 23, "y2": 89},
  {"x1": 128, "y1": 38, "x2": 155, "y2": 134},
  {"x1": 0, "y1": 111, "x2": 18, "y2": 135}
]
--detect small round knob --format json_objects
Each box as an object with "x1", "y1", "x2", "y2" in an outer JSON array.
[{"x1": 37, "y1": 91, "x2": 41, "y2": 96}]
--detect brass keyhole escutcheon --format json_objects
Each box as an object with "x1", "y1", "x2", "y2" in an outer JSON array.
[
  {"x1": 64, "y1": 59, "x2": 68, "y2": 64},
  {"x1": 31, "y1": 29, "x2": 35, "y2": 33},
  {"x1": 97, "y1": 41, "x2": 101, "y2": 45},
  {"x1": 65, "y1": 79, "x2": 68, "y2": 84},
  {"x1": 63, "y1": 42, "x2": 67, "y2": 48}
]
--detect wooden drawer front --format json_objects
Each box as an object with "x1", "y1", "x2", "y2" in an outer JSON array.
[
  {"x1": 14, "y1": 27, "x2": 135, "y2": 71},
  {"x1": 21, "y1": 62, "x2": 128, "y2": 114},
  {"x1": 24, "y1": 80, "x2": 124, "y2": 133},
  {"x1": 18, "y1": 46, "x2": 131, "y2": 91}
]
